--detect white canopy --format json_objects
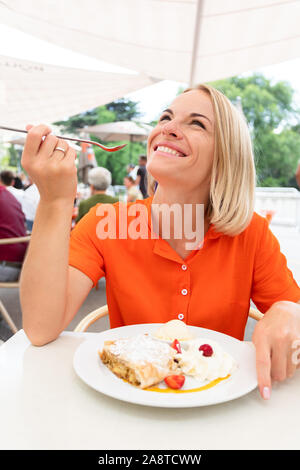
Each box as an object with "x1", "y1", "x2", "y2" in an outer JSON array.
[
  {"x1": 1, "y1": 0, "x2": 299, "y2": 84},
  {"x1": 0, "y1": 55, "x2": 156, "y2": 129}
]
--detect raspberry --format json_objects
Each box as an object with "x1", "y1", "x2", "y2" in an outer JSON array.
[{"x1": 199, "y1": 344, "x2": 213, "y2": 357}]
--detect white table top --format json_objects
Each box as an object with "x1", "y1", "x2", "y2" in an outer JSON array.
[{"x1": 0, "y1": 329, "x2": 299, "y2": 450}]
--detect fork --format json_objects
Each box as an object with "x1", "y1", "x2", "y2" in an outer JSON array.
[{"x1": 0, "y1": 125, "x2": 127, "y2": 152}]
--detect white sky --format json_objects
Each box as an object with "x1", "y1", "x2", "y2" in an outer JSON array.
[{"x1": 1, "y1": 23, "x2": 300, "y2": 122}]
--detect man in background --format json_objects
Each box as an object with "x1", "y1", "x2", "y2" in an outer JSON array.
[
  {"x1": 76, "y1": 167, "x2": 118, "y2": 223},
  {"x1": 0, "y1": 176, "x2": 27, "y2": 281},
  {"x1": 136, "y1": 155, "x2": 148, "y2": 199},
  {"x1": 0, "y1": 170, "x2": 39, "y2": 231},
  {"x1": 0, "y1": 170, "x2": 23, "y2": 204}
]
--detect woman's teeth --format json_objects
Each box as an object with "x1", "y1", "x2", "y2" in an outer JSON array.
[{"x1": 156, "y1": 145, "x2": 185, "y2": 157}]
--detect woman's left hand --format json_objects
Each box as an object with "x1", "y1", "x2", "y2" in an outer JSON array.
[{"x1": 252, "y1": 300, "x2": 300, "y2": 399}]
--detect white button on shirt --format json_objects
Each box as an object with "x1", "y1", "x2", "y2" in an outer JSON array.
[
  {"x1": 181, "y1": 288, "x2": 188, "y2": 296},
  {"x1": 181, "y1": 264, "x2": 187, "y2": 271},
  {"x1": 178, "y1": 313, "x2": 184, "y2": 320}
]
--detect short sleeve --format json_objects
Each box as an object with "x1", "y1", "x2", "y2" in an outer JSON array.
[
  {"x1": 251, "y1": 218, "x2": 300, "y2": 312},
  {"x1": 69, "y1": 206, "x2": 105, "y2": 287}
]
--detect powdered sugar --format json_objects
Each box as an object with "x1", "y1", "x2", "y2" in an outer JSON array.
[{"x1": 107, "y1": 334, "x2": 176, "y2": 369}]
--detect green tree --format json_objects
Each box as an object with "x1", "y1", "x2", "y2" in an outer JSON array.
[
  {"x1": 0, "y1": 153, "x2": 10, "y2": 170},
  {"x1": 53, "y1": 109, "x2": 99, "y2": 134},
  {"x1": 7, "y1": 144, "x2": 19, "y2": 167},
  {"x1": 94, "y1": 141, "x2": 146, "y2": 185},
  {"x1": 53, "y1": 98, "x2": 140, "y2": 134},
  {"x1": 53, "y1": 97, "x2": 146, "y2": 185},
  {"x1": 210, "y1": 74, "x2": 300, "y2": 187},
  {"x1": 106, "y1": 98, "x2": 141, "y2": 121}
]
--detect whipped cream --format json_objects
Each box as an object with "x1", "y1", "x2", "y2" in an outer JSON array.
[
  {"x1": 154, "y1": 320, "x2": 194, "y2": 341},
  {"x1": 176, "y1": 338, "x2": 238, "y2": 381}
]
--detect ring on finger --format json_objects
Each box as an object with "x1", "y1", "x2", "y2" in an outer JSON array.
[{"x1": 55, "y1": 146, "x2": 67, "y2": 155}]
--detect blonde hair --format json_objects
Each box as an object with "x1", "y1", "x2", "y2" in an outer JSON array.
[{"x1": 148, "y1": 84, "x2": 256, "y2": 236}]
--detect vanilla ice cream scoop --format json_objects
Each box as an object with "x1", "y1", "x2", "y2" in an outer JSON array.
[{"x1": 154, "y1": 319, "x2": 194, "y2": 342}]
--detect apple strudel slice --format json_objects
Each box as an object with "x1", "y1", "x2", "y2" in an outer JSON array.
[{"x1": 99, "y1": 334, "x2": 178, "y2": 389}]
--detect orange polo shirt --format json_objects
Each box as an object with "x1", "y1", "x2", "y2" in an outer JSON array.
[{"x1": 69, "y1": 197, "x2": 300, "y2": 340}]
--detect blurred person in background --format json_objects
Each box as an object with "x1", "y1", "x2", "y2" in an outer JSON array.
[
  {"x1": 136, "y1": 155, "x2": 148, "y2": 199},
  {"x1": 13, "y1": 173, "x2": 24, "y2": 189},
  {"x1": 0, "y1": 176, "x2": 27, "y2": 281},
  {"x1": 22, "y1": 183, "x2": 40, "y2": 232},
  {"x1": 0, "y1": 170, "x2": 23, "y2": 203},
  {"x1": 0, "y1": 170, "x2": 39, "y2": 232},
  {"x1": 22, "y1": 174, "x2": 33, "y2": 190},
  {"x1": 76, "y1": 167, "x2": 118, "y2": 223},
  {"x1": 127, "y1": 163, "x2": 138, "y2": 181},
  {"x1": 123, "y1": 175, "x2": 143, "y2": 202},
  {"x1": 78, "y1": 142, "x2": 97, "y2": 184},
  {"x1": 15, "y1": 172, "x2": 31, "y2": 189}
]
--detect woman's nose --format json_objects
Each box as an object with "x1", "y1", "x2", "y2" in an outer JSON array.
[{"x1": 162, "y1": 119, "x2": 183, "y2": 138}]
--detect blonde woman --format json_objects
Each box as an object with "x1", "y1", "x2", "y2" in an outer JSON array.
[
  {"x1": 124, "y1": 175, "x2": 143, "y2": 202},
  {"x1": 20, "y1": 84, "x2": 300, "y2": 401}
]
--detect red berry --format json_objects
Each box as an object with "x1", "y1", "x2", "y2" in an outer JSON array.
[
  {"x1": 171, "y1": 339, "x2": 182, "y2": 354},
  {"x1": 199, "y1": 344, "x2": 213, "y2": 357},
  {"x1": 164, "y1": 375, "x2": 185, "y2": 389}
]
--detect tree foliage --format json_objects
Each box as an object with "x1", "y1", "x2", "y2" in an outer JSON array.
[
  {"x1": 95, "y1": 141, "x2": 146, "y2": 185},
  {"x1": 210, "y1": 74, "x2": 300, "y2": 187},
  {"x1": 53, "y1": 98, "x2": 146, "y2": 185},
  {"x1": 53, "y1": 98, "x2": 141, "y2": 134},
  {"x1": 7, "y1": 144, "x2": 20, "y2": 167},
  {"x1": 53, "y1": 109, "x2": 99, "y2": 134},
  {"x1": 106, "y1": 98, "x2": 141, "y2": 121}
]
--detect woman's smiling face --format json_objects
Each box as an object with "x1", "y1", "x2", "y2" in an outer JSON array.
[{"x1": 147, "y1": 89, "x2": 215, "y2": 192}]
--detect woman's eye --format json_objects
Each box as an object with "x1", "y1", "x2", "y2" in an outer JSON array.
[
  {"x1": 191, "y1": 120, "x2": 205, "y2": 129},
  {"x1": 159, "y1": 115, "x2": 171, "y2": 122}
]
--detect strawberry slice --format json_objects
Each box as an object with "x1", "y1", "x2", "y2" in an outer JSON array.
[
  {"x1": 171, "y1": 339, "x2": 182, "y2": 354},
  {"x1": 164, "y1": 375, "x2": 185, "y2": 389}
]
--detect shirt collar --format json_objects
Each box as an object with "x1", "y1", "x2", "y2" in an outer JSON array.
[{"x1": 205, "y1": 223, "x2": 223, "y2": 240}]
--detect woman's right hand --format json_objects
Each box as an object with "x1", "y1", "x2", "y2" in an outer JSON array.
[{"x1": 21, "y1": 124, "x2": 78, "y2": 205}]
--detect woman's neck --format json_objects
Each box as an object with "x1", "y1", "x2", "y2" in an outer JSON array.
[
  {"x1": 151, "y1": 183, "x2": 211, "y2": 255},
  {"x1": 152, "y1": 183, "x2": 209, "y2": 207}
]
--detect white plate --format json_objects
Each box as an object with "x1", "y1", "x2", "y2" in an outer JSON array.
[{"x1": 73, "y1": 323, "x2": 257, "y2": 408}]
